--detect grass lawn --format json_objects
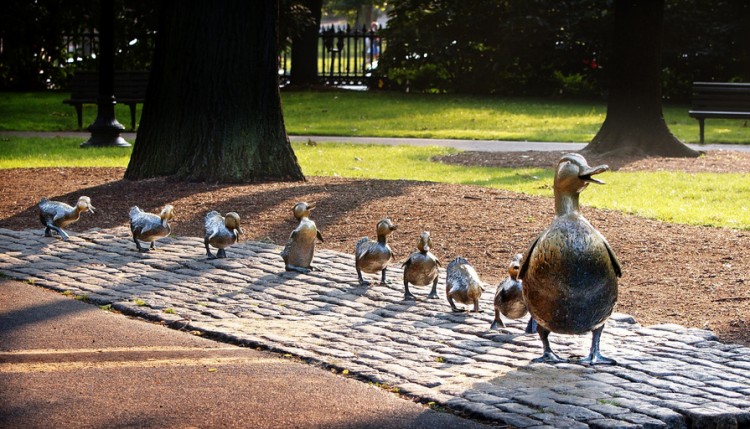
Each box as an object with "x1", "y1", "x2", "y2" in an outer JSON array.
[
  {"x1": 1, "y1": 137, "x2": 748, "y2": 230},
  {"x1": 2, "y1": 90, "x2": 750, "y2": 144}
]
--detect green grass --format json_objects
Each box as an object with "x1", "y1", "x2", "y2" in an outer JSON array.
[
  {"x1": 0, "y1": 137, "x2": 132, "y2": 168},
  {"x1": 295, "y1": 142, "x2": 750, "y2": 230},
  {"x1": 3, "y1": 136, "x2": 744, "y2": 229},
  {"x1": 3, "y1": 91, "x2": 750, "y2": 144}
]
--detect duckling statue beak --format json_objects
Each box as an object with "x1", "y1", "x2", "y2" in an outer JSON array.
[
  {"x1": 580, "y1": 164, "x2": 609, "y2": 185},
  {"x1": 237, "y1": 227, "x2": 245, "y2": 235},
  {"x1": 88, "y1": 205, "x2": 96, "y2": 213},
  {"x1": 307, "y1": 202, "x2": 316, "y2": 210}
]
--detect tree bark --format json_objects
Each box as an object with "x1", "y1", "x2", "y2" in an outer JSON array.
[
  {"x1": 125, "y1": 0, "x2": 305, "y2": 183},
  {"x1": 289, "y1": 0, "x2": 322, "y2": 87},
  {"x1": 584, "y1": 0, "x2": 699, "y2": 158}
]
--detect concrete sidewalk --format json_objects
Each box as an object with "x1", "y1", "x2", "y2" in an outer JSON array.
[
  {"x1": 2, "y1": 227, "x2": 749, "y2": 428},
  {"x1": 2, "y1": 131, "x2": 747, "y2": 153},
  {"x1": 0, "y1": 279, "x2": 493, "y2": 429}
]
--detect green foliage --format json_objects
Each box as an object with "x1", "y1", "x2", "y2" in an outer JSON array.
[
  {"x1": 381, "y1": 0, "x2": 609, "y2": 95},
  {"x1": 381, "y1": 0, "x2": 750, "y2": 99},
  {"x1": 0, "y1": 0, "x2": 158, "y2": 90}
]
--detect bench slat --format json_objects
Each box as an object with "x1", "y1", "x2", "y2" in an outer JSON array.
[
  {"x1": 63, "y1": 71, "x2": 148, "y2": 130},
  {"x1": 689, "y1": 81, "x2": 750, "y2": 143}
]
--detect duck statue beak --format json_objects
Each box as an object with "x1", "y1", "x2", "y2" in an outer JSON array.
[{"x1": 580, "y1": 164, "x2": 609, "y2": 185}]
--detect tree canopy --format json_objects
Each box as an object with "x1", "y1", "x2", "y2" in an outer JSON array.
[{"x1": 380, "y1": 0, "x2": 749, "y2": 99}]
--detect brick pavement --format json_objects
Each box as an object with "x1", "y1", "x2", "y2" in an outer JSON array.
[{"x1": 1, "y1": 227, "x2": 749, "y2": 429}]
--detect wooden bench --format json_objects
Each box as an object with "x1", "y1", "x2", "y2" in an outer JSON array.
[
  {"x1": 63, "y1": 71, "x2": 149, "y2": 131},
  {"x1": 688, "y1": 82, "x2": 750, "y2": 144}
]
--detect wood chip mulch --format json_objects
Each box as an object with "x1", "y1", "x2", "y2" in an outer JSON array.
[{"x1": 1, "y1": 149, "x2": 748, "y2": 346}]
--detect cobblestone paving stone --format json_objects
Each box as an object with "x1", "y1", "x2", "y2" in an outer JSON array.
[{"x1": 2, "y1": 227, "x2": 749, "y2": 429}]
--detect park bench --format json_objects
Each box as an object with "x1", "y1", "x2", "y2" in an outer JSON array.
[
  {"x1": 688, "y1": 82, "x2": 750, "y2": 144},
  {"x1": 63, "y1": 71, "x2": 149, "y2": 131}
]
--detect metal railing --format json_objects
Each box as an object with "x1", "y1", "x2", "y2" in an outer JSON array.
[{"x1": 279, "y1": 24, "x2": 383, "y2": 87}]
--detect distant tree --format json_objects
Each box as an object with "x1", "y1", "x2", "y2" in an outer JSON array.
[
  {"x1": 287, "y1": 0, "x2": 323, "y2": 87},
  {"x1": 584, "y1": 0, "x2": 699, "y2": 157},
  {"x1": 125, "y1": 0, "x2": 304, "y2": 183}
]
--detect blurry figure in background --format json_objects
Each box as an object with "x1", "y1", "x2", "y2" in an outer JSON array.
[{"x1": 365, "y1": 22, "x2": 380, "y2": 67}]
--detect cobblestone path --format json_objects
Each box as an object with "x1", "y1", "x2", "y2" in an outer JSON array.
[{"x1": 1, "y1": 228, "x2": 749, "y2": 429}]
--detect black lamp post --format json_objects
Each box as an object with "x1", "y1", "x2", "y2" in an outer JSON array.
[{"x1": 81, "y1": 0, "x2": 130, "y2": 147}]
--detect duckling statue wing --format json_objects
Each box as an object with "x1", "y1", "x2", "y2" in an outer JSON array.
[{"x1": 204, "y1": 211, "x2": 223, "y2": 238}]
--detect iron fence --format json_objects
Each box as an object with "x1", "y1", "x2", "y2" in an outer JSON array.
[{"x1": 279, "y1": 24, "x2": 383, "y2": 88}]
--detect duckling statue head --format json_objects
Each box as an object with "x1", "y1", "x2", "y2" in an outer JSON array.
[
  {"x1": 402, "y1": 231, "x2": 441, "y2": 300},
  {"x1": 224, "y1": 212, "x2": 244, "y2": 235},
  {"x1": 445, "y1": 257, "x2": 485, "y2": 313},
  {"x1": 355, "y1": 218, "x2": 397, "y2": 286},
  {"x1": 519, "y1": 153, "x2": 621, "y2": 365},
  {"x1": 281, "y1": 202, "x2": 324, "y2": 274},
  {"x1": 292, "y1": 201, "x2": 315, "y2": 220},
  {"x1": 491, "y1": 253, "x2": 536, "y2": 332},
  {"x1": 129, "y1": 204, "x2": 174, "y2": 252},
  {"x1": 204, "y1": 211, "x2": 243, "y2": 259},
  {"x1": 38, "y1": 195, "x2": 96, "y2": 241}
]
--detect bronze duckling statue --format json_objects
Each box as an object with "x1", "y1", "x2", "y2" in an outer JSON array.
[
  {"x1": 355, "y1": 218, "x2": 397, "y2": 286},
  {"x1": 281, "y1": 202, "x2": 324, "y2": 273},
  {"x1": 519, "y1": 153, "x2": 621, "y2": 365},
  {"x1": 129, "y1": 205, "x2": 174, "y2": 252},
  {"x1": 204, "y1": 211, "x2": 244, "y2": 259},
  {"x1": 445, "y1": 257, "x2": 485, "y2": 312},
  {"x1": 402, "y1": 231, "x2": 441, "y2": 300},
  {"x1": 38, "y1": 196, "x2": 95, "y2": 241},
  {"x1": 491, "y1": 253, "x2": 536, "y2": 333}
]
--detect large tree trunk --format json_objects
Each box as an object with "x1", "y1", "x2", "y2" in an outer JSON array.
[
  {"x1": 583, "y1": 0, "x2": 699, "y2": 158},
  {"x1": 125, "y1": 0, "x2": 304, "y2": 183},
  {"x1": 289, "y1": 0, "x2": 322, "y2": 88}
]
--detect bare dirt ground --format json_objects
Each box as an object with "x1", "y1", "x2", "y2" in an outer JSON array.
[{"x1": 1, "y1": 149, "x2": 748, "y2": 345}]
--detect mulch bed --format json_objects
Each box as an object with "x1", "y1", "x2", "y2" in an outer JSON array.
[{"x1": 1, "y1": 149, "x2": 748, "y2": 345}]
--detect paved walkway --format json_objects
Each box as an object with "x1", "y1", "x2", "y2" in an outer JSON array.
[
  {"x1": 2, "y1": 131, "x2": 747, "y2": 153},
  {"x1": 2, "y1": 227, "x2": 749, "y2": 428}
]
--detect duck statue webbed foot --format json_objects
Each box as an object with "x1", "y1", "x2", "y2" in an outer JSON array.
[
  {"x1": 531, "y1": 326, "x2": 568, "y2": 364},
  {"x1": 445, "y1": 257, "x2": 484, "y2": 313},
  {"x1": 402, "y1": 231, "x2": 441, "y2": 301},
  {"x1": 579, "y1": 326, "x2": 616, "y2": 365},
  {"x1": 204, "y1": 211, "x2": 243, "y2": 259},
  {"x1": 355, "y1": 219, "x2": 396, "y2": 287}
]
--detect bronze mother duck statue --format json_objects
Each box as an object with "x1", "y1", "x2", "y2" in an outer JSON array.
[
  {"x1": 281, "y1": 202, "x2": 324, "y2": 273},
  {"x1": 355, "y1": 218, "x2": 397, "y2": 286},
  {"x1": 38, "y1": 196, "x2": 95, "y2": 241},
  {"x1": 129, "y1": 205, "x2": 174, "y2": 252},
  {"x1": 402, "y1": 231, "x2": 441, "y2": 300},
  {"x1": 204, "y1": 211, "x2": 244, "y2": 259},
  {"x1": 519, "y1": 153, "x2": 621, "y2": 365}
]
